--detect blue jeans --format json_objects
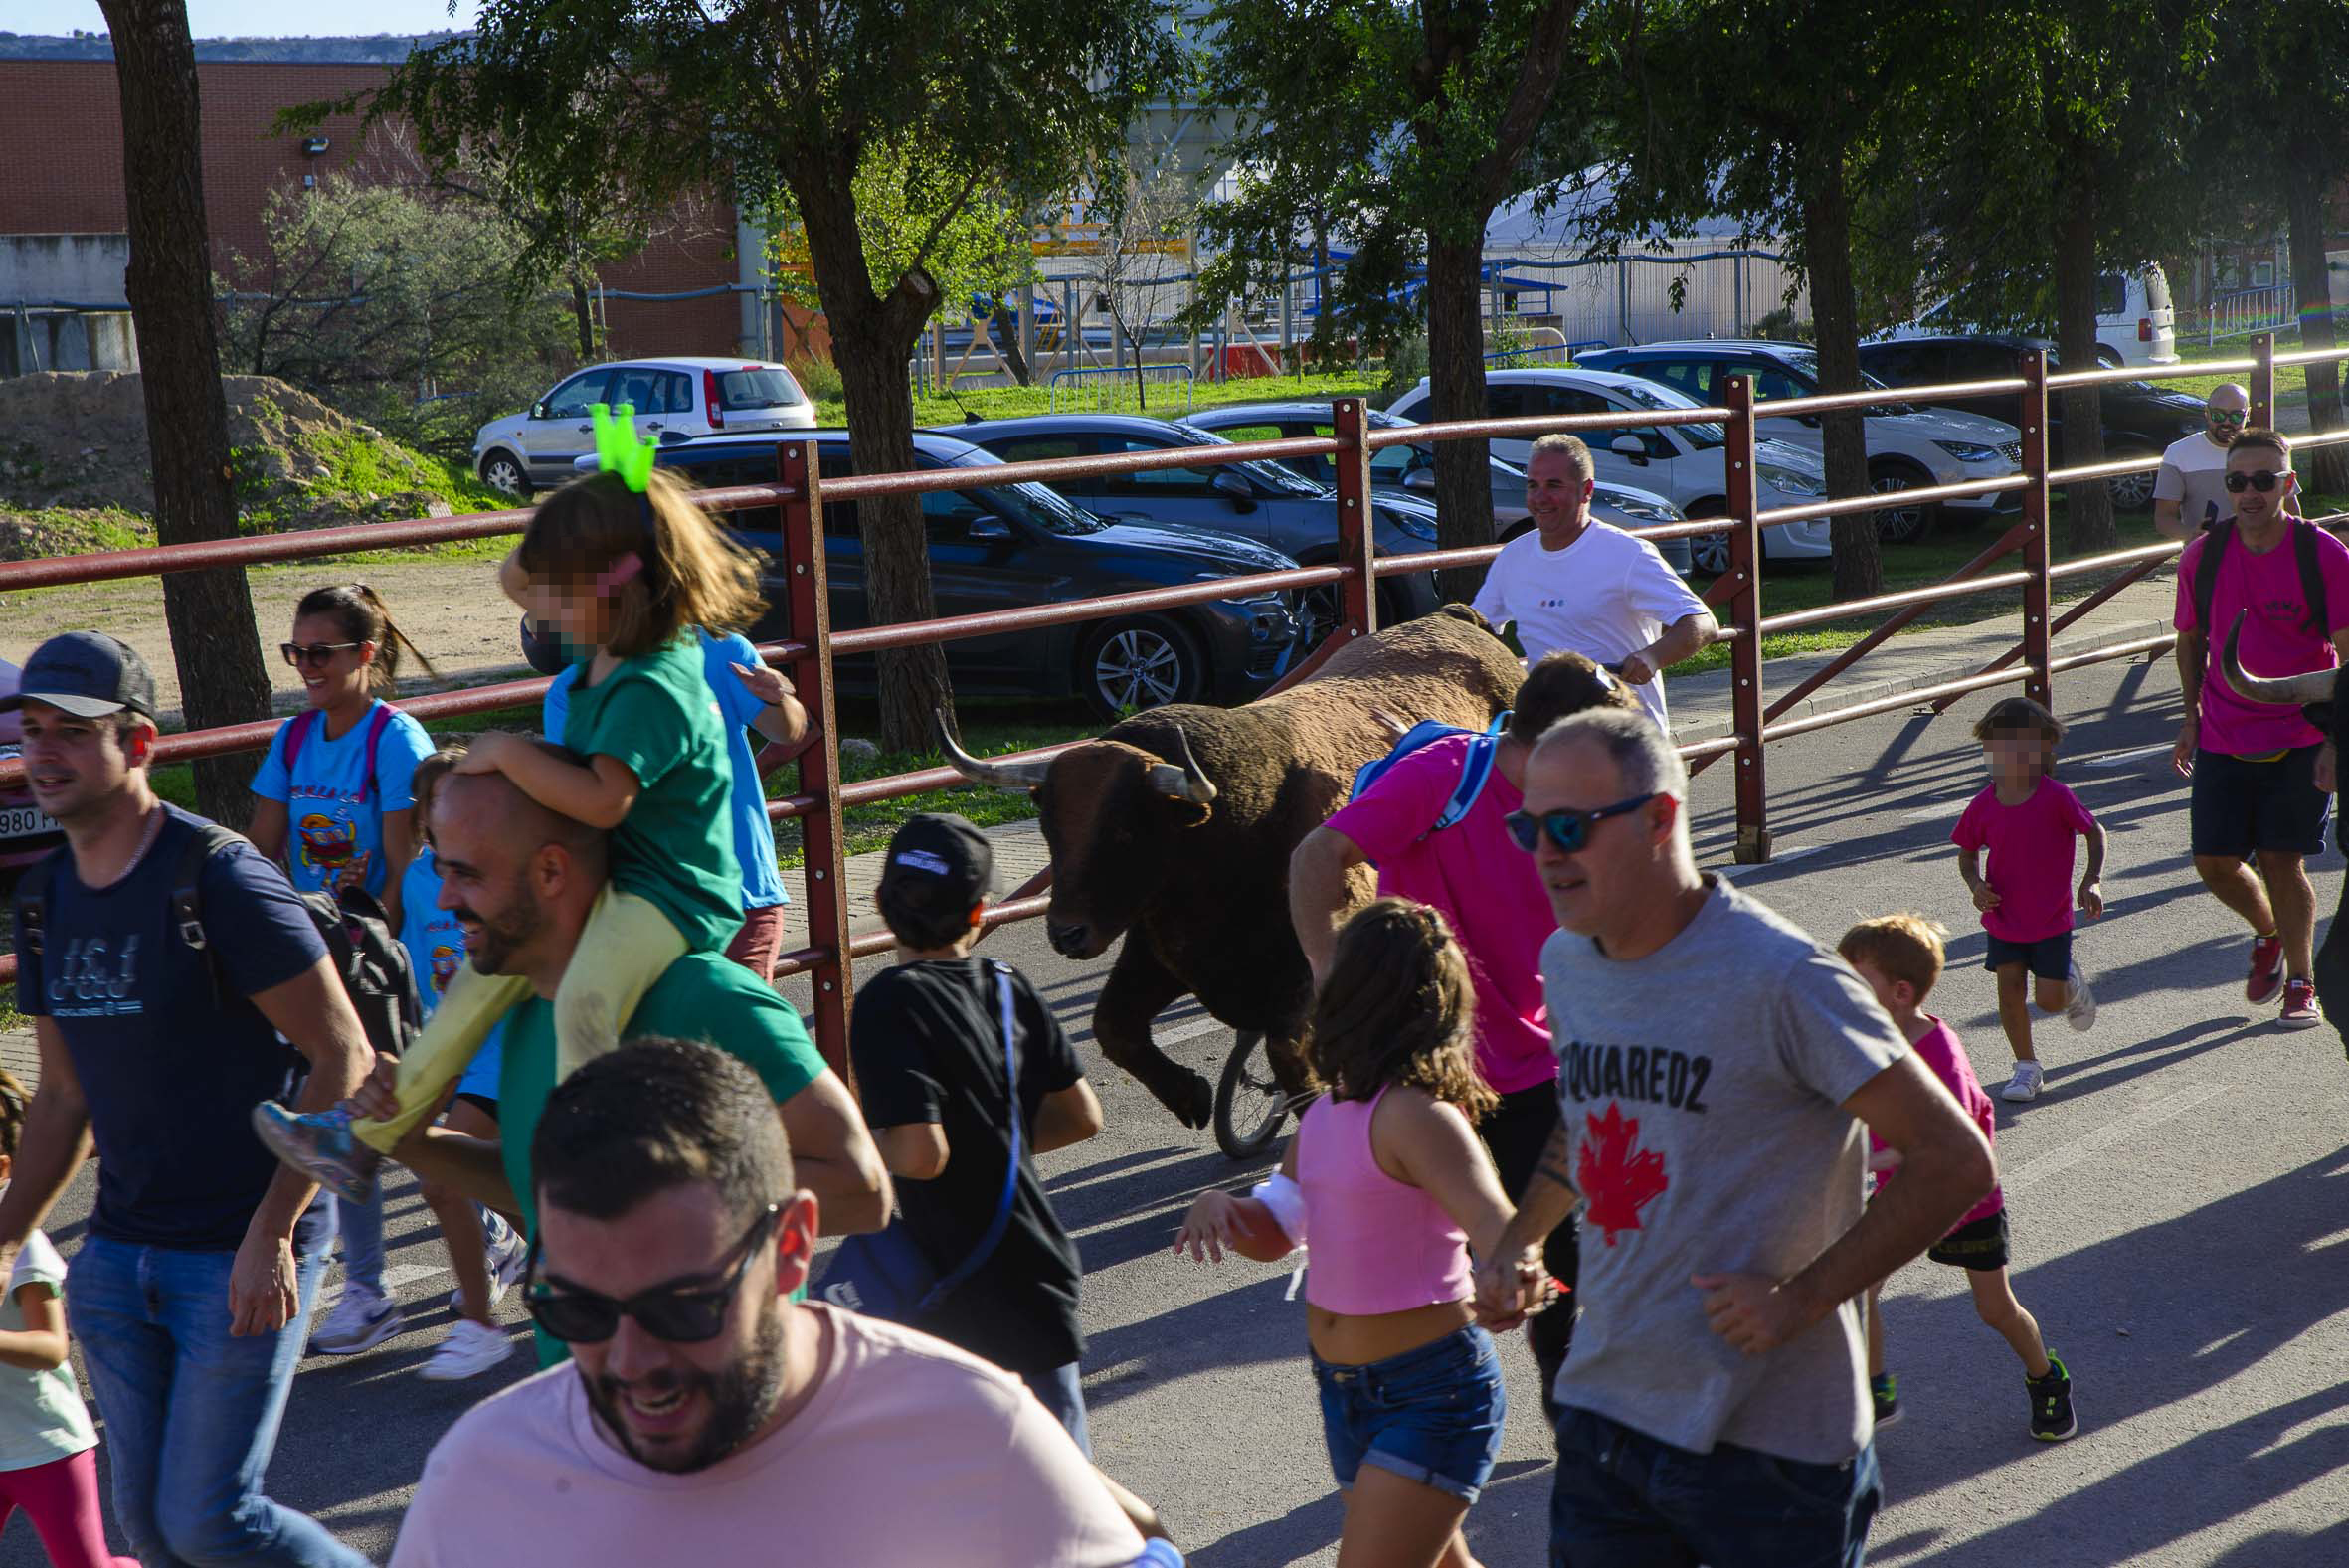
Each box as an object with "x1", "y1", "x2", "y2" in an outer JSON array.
[
  {"x1": 67, "y1": 1233, "x2": 366, "y2": 1567},
  {"x1": 1020, "y1": 1362, "x2": 1093, "y2": 1458},
  {"x1": 327, "y1": 1189, "x2": 383, "y2": 1295},
  {"x1": 1314, "y1": 1325, "x2": 1507, "y2": 1504},
  {"x1": 1549, "y1": 1406, "x2": 1880, "y2": 1568}
]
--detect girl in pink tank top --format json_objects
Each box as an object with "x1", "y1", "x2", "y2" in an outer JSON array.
[{"x1": 1175, "y1": 900, "x2": 1552, "y2": 1568}]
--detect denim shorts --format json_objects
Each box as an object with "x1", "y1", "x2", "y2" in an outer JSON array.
[
  {"x1": 1983, "y1": 930, "x2": 2072, "y2": 981},
  {"x1": 1314, "y1": 1324, "x2": 1507, "y2": 1504}
]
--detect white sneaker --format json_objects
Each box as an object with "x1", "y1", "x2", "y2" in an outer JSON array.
[
  {"x1": 309, "y1": 1287, "x2": 402, "y2": 1356},
  {"x1": 2001, "y1": 1060, "x2": 2046, "y2": 1103},
  {"x1": 2064, "y1": 961, "x2": 2097, "y2": 1032},
  {"x1": 418, "y1": 1317, "x2": 515, "y2": 1382},
  {"x1": 449, "y1": 1227, "x2": 530, "y2": 1315}
]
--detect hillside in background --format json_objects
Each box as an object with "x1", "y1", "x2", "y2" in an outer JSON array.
[{"x1": 0, "y1": 31, "x2": 461, "y2": 62}]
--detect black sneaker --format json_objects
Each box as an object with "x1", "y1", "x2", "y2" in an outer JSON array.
[
  {"x1": 2028, "y1": 1355, "x2": 2077, "y2": 1441},
  {"x1": 1871, "y1": 1372, "x2": 1902, "y2": 1428}
]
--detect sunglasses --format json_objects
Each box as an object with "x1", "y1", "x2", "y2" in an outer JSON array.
[
  {"x1": 525, "y1": 1203, "x2": 781, "y2": 1344},
  {"x1": 1504, "y1": 793, "x2": 1658, "y2": 854},
  {"x1": 2223, "y1": 470, "x2": 2287, "y2": 493},
  {"x1": 280, "y1": 641, "x2": 363, "y2": 667},
  {"x1": 2207, "y1": 409, "x2": 2249, "y2": 426}
]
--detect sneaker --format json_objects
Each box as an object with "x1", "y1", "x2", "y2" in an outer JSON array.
[
  {"x1": 1871, "y1": 1372, "x2": 1902, "y2": 1428},
  {"x1": 2064, "y1": 961, "x2": 2097, "y2": 1032},
  {"x1": 2001, "y1": 1060, "x2": 2045, "y2": 1103},
  {"x1": 251, "y1": 1103, "x2": 381, "y2": 1205},
  {"x1": 2248, "y1": 934, "x2": 2285, "y2": 1005},
  {"x1": 419, "y1": 1318, "x2": 516, "y2": 1382},
  {"x1": 2028, "y1": 1355, "x2": 2078, "y2": 1441},
  {"x1": 451, "y1": 1225, "x2": 531, "y2": 1314},
  {"x1": 309, "y1": 1287, "x2": 402, "y2": 1357},
  {"x1": 2279, "y1": 978, "x2": 2323, "y2": 1029}
]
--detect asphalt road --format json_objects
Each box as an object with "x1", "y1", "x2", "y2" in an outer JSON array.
[{"x1": 11, "y1": 646, "x2": 2349, "y2": 1566}]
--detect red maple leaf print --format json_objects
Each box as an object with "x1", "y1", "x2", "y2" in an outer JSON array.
[{"x1": 1577, "y1": 1101, "x2": 1669, "y2": 1247}]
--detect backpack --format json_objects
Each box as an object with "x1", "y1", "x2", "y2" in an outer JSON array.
[
  {"x1": 282, "y1": 705, "x2": 396, "y2": 803},
  {"x1": 1350, "y1": 710, "x2": 1513, "y2": 838},
  {"x1": 16, "y1": 824, "x2": 423, "y2": 1064},
  {"x1": 2192, "y1": 518, "x2": 2329, "y2": 642}
]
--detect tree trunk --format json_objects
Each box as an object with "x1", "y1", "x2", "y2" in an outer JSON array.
[
  {"x1": 991, "y1": 304, "x2": 1032, "y2": 387},
  {"x1": 2052, "y1": 181, "x2": 2114, "y2": 553},
  {"x1": 1800, "y1": 156, "x2": 1882, "y2": 601},
  {"x1": 1424, "y1": 235, "x2": 1498, "y2": 605},
  {"x1": 2284, "y1": 141, "x2": 2349, "y2": 496},
  {"x1": 570, "y1": 274, "x2": 597, "y2": 362},
  {"x1": 98, "y1": 0, "x2": 271, "y2": 825}
]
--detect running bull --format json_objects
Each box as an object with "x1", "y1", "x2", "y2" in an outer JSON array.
[
  {"x1": 941, "y1": 605, "x2": 1524, "y2": 1127},
  {"x1": 2219, "y1": 610, "x2": 2349, "y2": 1044}
]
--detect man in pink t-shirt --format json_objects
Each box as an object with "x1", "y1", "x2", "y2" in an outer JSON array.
[
  {"x1": 2172, "y1": 428, "x2": 2349, "y2": 1028},
  {"x1": 391, "y1": 1040, "x2": 1157, "y2": 1568},
  {"x1": 1289, "y1": 650, "x2": 1636, "y2": 1407}
]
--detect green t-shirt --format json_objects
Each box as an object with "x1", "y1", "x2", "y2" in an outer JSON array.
[
  {"x1": 563, "y1": 638, "x2": 744, "y2": 953},
  {"x1": 499, "y1": 952, "x2": 825, "y2": 1364}
]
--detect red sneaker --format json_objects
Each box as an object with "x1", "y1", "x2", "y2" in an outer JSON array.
[
  {"x1": 2248, "y1": 935, "x2": 2285, "y2": 1005},
  {"x1": 2280, "y1": 979, "x2": 2323, "y2": 1029}
]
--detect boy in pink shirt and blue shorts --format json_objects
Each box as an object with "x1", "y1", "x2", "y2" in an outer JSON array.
[{"x1": 1951, "y1": 698, "x2": 2107, "y2": 1103}]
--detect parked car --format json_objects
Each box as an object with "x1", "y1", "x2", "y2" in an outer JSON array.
[
  {"x1": 1578, "y1": 341, "x2": 2025, "y2": 544},
  {"x1": 1177, "y1": 402, "x2": 1697, "y2": 574},
  {"x1": 1382, "y1": 368, "x2": 1836, "y2": 576},
  {"x1": 474, "y1": 358, "x2": 816, "y2": 496},
  {"x1": 1874, "y1": 264, "x2": 2179, "y2": 368},
  {"x1": 0, "y1": 657, "x2": 64, "y2": 875},
  {"x1": 1856, "y1": 334, "x2": 2206, "y2": 511},
  {"x1": 581, "y1": 435, "x2": 1303, "y2": 720},
  {"x1": 950, "y1": 414, "x2": 1444, "y2": 643}
]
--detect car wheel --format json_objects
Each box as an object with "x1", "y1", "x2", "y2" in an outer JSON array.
[
  {"x1": 2106, "y1": 464, "x2": 2158, "y2": 512},
  {"x1": 2096, "y1": 346, "x2": 2124, "y2": 369},
  {"x1": 1081, "y1": 615, "x2": 1203, "y2": 720},
  {"x1": 1687, "y1": 505, "x2": 1732, "y2": 577},
  {"x1": 478, "y1": 450, "x2": 531, "y2": 498},
  {"x1": 1869, "y1": 463, "x2": 1935, "y2": 546}
]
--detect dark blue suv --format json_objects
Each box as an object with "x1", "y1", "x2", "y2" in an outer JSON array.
[{"x1": 629, "y1": 433, "x2": 1305, "y2": 719}]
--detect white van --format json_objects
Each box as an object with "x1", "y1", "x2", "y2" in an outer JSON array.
[{"x1": 1876, "y1": 263, "x2": 2178, "y2": 369}]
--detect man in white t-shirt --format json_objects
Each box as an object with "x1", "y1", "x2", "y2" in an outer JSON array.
[
  {"x1": 2153, "y1": 383, "x2": 2250, "y2": 541},
  {"x1": 391, "y1": 1039, "x2": 1161, "y2": 1568},
  {"x1": 1471, "y1": 433, "x2": 1717, "y2": 733}
]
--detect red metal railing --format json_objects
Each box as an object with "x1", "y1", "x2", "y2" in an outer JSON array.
[{"x1": 3, "y1": 332, "x2": 2347, "y2": 1075}]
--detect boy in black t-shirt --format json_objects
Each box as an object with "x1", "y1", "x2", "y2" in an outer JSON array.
[{"x1": 850, "y1": 813, "x2": 1107, "y2": 1453}]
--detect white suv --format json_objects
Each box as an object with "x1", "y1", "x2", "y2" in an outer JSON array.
[
  {"x1": 472, "y1": 358, "x2": 816, "y2": 496},
  {"x1": 1384, "y1": 368, "x2": 1836, "y2": 574}
]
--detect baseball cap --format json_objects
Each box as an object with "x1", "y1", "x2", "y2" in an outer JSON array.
[
  {"x1": 876, "y1": 812, "x2": 995, "y2": 911},
  {"x1": 0, "y1": 632, "x2": 156, "y2": 720}
]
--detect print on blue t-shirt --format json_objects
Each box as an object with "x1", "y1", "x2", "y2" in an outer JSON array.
[
  {"x1": 249, "y1": 700, "x2": 435, "y2": 899},
  {"x1": 398, "y1": 844, "x2": 469, "y2": 1015},
  {"x1": 542, "y1": 629, "x2": 787, "y2": 911}
]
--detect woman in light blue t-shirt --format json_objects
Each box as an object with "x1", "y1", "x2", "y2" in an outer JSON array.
[{"x1": 248, "y1": 584, "x2": 439, "y2": 1362}]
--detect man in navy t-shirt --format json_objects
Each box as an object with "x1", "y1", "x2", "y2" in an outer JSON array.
[{"x1": 0, "y1": 632, "x2": 374, "y2": 1568}]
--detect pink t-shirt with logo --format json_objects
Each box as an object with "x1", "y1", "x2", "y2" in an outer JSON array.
[
  {"x1": 2173, "y1": 524, "x2": 2349, "y2": 756},
  {"x1": 1325, "y1": 733, "x2": 1556, "y2": 1094},
  {"x1": 389, "y1": 1306, "x2": 1147, "y2": 1568},
  {"x1": 1950, "y1": 778, "x2": 2097, "y2": 944},
  {"x1": 1872, "y1": 1016, "x2": 2002, "y2": 1228}
]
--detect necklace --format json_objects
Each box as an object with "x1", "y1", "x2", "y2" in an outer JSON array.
[{"x1": 87, "y1": 804, "x2": 164, "y2": 891}]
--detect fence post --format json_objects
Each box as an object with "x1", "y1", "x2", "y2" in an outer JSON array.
[
  {"x1": 1332, "y1": 398, "x2": 1378, "y2": 641},
  {"x1": 2020, "y1": 349, "x2": 2054, "y2": 710},
  {"x1": 1723, "y1": 374, "x2": 1770, "y2": 864},
  {"x1": 778, "y1": 439, "x2": 854, "y2": 1083},
  {"x1": 2252, "y1": 331, "x2": 2276, "y2": 430}
]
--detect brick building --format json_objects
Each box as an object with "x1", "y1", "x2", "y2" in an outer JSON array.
[{"x1": 0, "y1": 58, "x2": 807, "y2": 362}]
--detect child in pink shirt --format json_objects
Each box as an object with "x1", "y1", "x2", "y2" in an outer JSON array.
[
  {"x1": 1840, "y1": 916, "x2": 2078, "y2": 1444},
  {"x1": 1951, "y1": 697, "x2": 2107, "y2": 1103}
]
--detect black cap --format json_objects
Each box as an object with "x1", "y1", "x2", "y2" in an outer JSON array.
[
  {"x1": 876, "y1": 812, "x2": 994, "y2": 911},
  {"x1": 0, "y1": 632, "x2": 155, "y2": 719}
]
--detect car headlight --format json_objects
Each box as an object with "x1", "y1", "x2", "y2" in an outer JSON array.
[
  {"x1": 1204, "y1": 579, "x2": 1297, "y2": 638},
  {"x1": 1933, "y1": 439, "x2": 2004, "y2": 464},
  {"x1": 1609, "y1": 498, "x2": 1684, "y2": 524},
  {"x1": 1380, "y1": 507, "x2": 1438, "y2": 542},
  {"x1": 1760, "y1": 465, "x2": 1826, "y2": 498}
]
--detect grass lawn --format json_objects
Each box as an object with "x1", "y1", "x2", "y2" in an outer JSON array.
[{"x1": 813, "y1": 368, "x2": 1388, "y2": 430}]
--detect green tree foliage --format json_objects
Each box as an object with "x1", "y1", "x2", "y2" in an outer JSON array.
[
  {"x1": 1191, "y1": 0, "x2": 1585, "y2": 600},
  {"x1": 371, "y1": 0, "x2": 1176, "y2": 751},
  {"x1": 218, "y1": 171, "x2": 577, "y2": 461}
]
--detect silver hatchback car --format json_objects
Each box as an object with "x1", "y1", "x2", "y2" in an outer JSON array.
[{"x1": 471, "y1": 357, "x2": 816, "y2": 496}]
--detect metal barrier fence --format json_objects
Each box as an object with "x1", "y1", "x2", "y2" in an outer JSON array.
[{"x1": 1, "y1": 333, "x2": 2345, "y2": 1074}]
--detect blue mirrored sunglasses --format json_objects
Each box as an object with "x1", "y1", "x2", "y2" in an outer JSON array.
[{"x1": 1503, "y1": 793, "x2": 1658, "y2": 854}]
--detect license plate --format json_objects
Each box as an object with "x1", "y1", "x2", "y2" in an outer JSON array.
[{"x1": 0, "y1": 804, "x2": 57, "y2": 841}]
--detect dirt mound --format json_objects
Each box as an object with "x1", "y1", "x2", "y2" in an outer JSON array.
[{"x1": 0, "y1": 372, "x2": 461, "y2": 527}]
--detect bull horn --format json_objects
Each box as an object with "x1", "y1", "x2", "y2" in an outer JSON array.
[
  {"x1": 1145, "y1": 727, "x2": 1217, "y2": 806},
  {"x1": 2220, "y1": 612, "x2": 2337, "y2": 707},
  {"x1": 935, "y1": 709, "x2": 1050, "y2": 791}
]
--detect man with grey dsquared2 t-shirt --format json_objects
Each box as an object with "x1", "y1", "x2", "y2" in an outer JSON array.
[{"x1": 1476, "y1": 708, "x2": 1995, "y2": 1568}]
